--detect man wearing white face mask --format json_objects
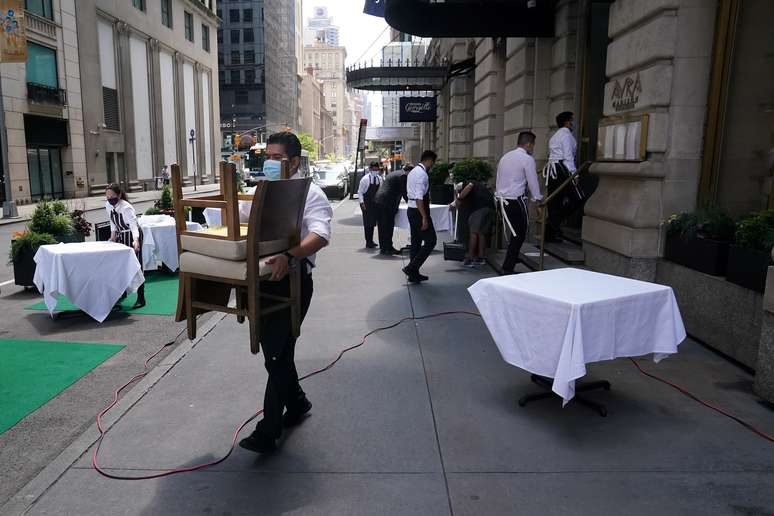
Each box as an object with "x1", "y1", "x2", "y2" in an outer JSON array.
[{"x1": 239, "y1": 131, "x2": 332, "y2": 454}]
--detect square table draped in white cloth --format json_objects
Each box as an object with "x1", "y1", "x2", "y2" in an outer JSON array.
[
  {"x1": 468, "y1": 268, "x2": 686, "y2": 403},
  {"x1": 138, "y1": 215, "x2": 202, "y2": 271},
  {"x1": 33, "y1": 241, "x2": 145, "y2": 323},
  {"x1": 394, "y1": 204, "x2": 452, "y2": 232}
]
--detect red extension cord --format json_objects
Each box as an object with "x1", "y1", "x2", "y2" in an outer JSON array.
[{"x1": 92, "y1": 311, "x2": 773, "y2": 481}]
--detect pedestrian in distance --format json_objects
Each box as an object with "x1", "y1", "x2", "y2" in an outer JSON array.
[
  {"x1": 357, "y1": 161, "x2": 382, "y2": 249},
  {"x1": 105, "y1": 184, "x2": 147, "y2": 309},
  {"x1": 239, "y1": 131, "x2": 333, "y2": 455},
  {"x1": 374, "y1": 164, "x2": 410, "y2": 255},
  {"x1": 402, "y1": 150, "x2": 438, "y2": 283},
  {"x1": 495, "y1": 132, "x2": 544, "y2": 275}
]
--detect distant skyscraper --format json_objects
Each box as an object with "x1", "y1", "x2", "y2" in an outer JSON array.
[{"x1": 304, "y1": 6, "x2": 340, "y2": 46}]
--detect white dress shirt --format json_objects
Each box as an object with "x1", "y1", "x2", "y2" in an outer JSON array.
[
  {"x1": 291, "y1": 171, "x2": 332, "y2": 268},
  {"x1": 406, "y1": 163, "x2": 429, "y2": 208},
  {"x1": 357, "y1": 172, "x2": 382, "y2": 203},
  {"x1": 495, "y1": 147, "x2": 543, "y2": 201},
  {"x1": 548, "y1": 127, "x2": 577, "y2": 173},
  {"x1": 105, "y1": 199, "x2": 140, "y2": 241}
]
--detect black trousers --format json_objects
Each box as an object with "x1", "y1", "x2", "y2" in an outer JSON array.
[
  {"x1": 254, "y1": 267, "x2": 313, "y2": 439},
  {"x1": 376, "y1": 202, "x2": 397, "y2": 251},
  {"x1": 406, "y1": 207, "x2": 436, "y2": 273},
  {"x1": 501, "y1": 197, "x2": 529, "y2": 273},
  {"x1": 546, "y1": 161, "x2": 583, "y2": 238},
  {"x1": 361, "y1": 203, "x2": 377, "y2": 245},
  {"x1": 118, "y1": 229, "x2": 145, "y2": 301}
]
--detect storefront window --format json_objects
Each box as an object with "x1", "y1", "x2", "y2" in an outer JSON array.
[
  {"x1": 26, "y1": 43, "x2": 58, "y2": 88},
  {"x1": 27, "y1": 147, "x2": 63, "y2": 200}
]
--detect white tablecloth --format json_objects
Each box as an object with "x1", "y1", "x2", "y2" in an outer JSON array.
[
  {"x1": 395, "y1": 204, "x2": 452, "y2": 232},
  {"x1": 468, "y1": 268, "x2": 686, "y2": 403},
  {"x1": 138, "y1": 215, "x2": 201, "y2": 271},
  {"x1": 203, "y1": 192, "x2": 255, "y2": 227},
  {"x1": 33, "y1": 242, "x2": 145, "y2": 322}
]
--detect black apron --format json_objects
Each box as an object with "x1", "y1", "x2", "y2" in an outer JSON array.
[{"x1": 362, "y1": 174, "x2": 380, "y2": 227}]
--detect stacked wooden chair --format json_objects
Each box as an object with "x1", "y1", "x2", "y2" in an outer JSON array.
[{"x1": 170, "y1": 162, "x2": 310, "y2": 354}]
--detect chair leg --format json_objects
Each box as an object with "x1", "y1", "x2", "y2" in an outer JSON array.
[
  {"x1": 247, "y1": 281, "x2": 260, "y2": 354},
  {"x1": 289, "y1": 268, "x2": 301, "y2": 339},
  {"x1": 236, "y1": 286, "x2": 245, "y2": 324},
  {"x1": 185, "y1": 275, "x2": 197, "y2": 340},
  {"x1": 175, "y1": 272, "x2": 187, "y2": 323}
]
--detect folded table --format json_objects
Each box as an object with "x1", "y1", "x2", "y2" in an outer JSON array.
[
  {"x1": 33, "y1": 241, "x2": 145, "y2": 322},
  {"x1": 468, "y1": 268, "x2": 686, "y2": 412}
]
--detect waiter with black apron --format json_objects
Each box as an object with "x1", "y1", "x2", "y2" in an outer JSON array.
[
  {"x1": 105, "y1": 184, "x2": 146, "y2": 309},
  {"x1": 402, "y1": 150, "x2": 438, "y2": 284},
  {"x1": 357, "y1": 161, "x2": 382, "y2": 249}
]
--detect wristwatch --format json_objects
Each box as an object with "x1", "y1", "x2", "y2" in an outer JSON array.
[{"x1": 283, "y1": 251, "x2": 298, "y2": 269}]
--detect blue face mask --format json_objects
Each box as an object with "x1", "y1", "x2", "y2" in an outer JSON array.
[{"x1": 263, "y1": 159, "x2": 282, "y2": 181}]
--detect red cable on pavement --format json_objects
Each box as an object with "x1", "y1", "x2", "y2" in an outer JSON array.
[
  {"x1": 92, "y1": 311, "x2": 773, "y2": 481},
  {"x1": 92, "y1": 311, "x2": 481, "y2": 480}
]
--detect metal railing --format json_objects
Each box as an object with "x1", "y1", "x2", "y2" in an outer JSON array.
[{"x1": 27, "y1": 82, "x2": 67, "y2": 106}]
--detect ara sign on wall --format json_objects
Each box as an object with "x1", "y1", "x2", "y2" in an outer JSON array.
[{"x1": 399, "y1": 97, "x2": 437, "y2": 123}]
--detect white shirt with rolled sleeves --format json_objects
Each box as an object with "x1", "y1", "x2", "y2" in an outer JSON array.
[
  {"x1": 547, "y1": 127, "x2": 577, "y2": 173},
  {"x1": 357, "y1": 172, "x2": 381, "y2": 203},
  {"x1": 291, "y1": 171, "x2": 332, "y2": 268},
  {"x1": 406, "y1": 163, "x2": 429, "y2": 208},
  {"x1": 495, "y1": 148, "x2": 543, "y2": 201}
]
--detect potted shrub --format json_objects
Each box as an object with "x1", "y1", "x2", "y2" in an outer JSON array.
[
  {"x1": 9, "y1": 231, "x2": 57, "y2": 287},
  {"x1": 28, "y1": 201, "x2": 76, "y2": 242},
  {"x1": 428, "y1": 161, "x2": 453, "y2": 204},
  {"x1": 154, "y1": 185, "x2": 175, "y2": 216},
  {"x1": 663, "y1": 207, "x2": 735, "y2": 276},
  {"x1": 450, "y1": 158, "x2": 494, "y2": 185},
  {"x1": 726, "y1": 210, "x2": 774, "y2": 292}
]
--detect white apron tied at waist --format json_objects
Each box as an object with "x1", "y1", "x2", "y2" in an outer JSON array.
[
  {"x1": 542, "y1": 159, "x2": 560, "y2": 187},
  {"x1": 495, "y1": 195, "x2": 529, "y2": 238}
]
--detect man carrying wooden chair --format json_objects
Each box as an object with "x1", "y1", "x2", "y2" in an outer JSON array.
[{"x1": 239, "y1": 131, "x2": 333, "y2": 454}]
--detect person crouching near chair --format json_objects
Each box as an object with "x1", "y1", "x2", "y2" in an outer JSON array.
[
  {"x1": 357, "y1": 161, "x2": 382, "y2": 249},
  {"x1": 456, "y1": 177, "x2": 494, "y2": 268},
  {"x1": 239, "y1": 131, "x2": 333, "y2": 454},
  {"x1": 106, "y1": 184, "x2": 146, "y2": 309}
]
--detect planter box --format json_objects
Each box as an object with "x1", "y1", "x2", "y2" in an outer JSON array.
[
  {"x1": 13, "y1": 246, "x2": 37, "y2": 287},
  {"x1": 726, "y1": 245, "x2": 770, "y2": 293},
  {"x1": 664, "y1": 233, "x2": 729, "y2": 276},
  {"x1": 429, "y1": 184, "x2": 453, "y2": 205}
]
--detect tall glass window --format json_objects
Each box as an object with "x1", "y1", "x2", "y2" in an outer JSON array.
[
  {"x1": 161, "y1": 0, "x2": 172, "y2": 28},
  {"x1": 26, "y1": 43, "x2": 58, "y2": 88},
  {"x1": 184, "y1": 11, "x2": 193, "y2": 41},
  {"x1": 27, "y1": 147, "x2": 63, "y2": 200},
  {"x1": 201, "y1": 25, "x2": 210, "y2": 51},
  {"x1": 25, "y1": 0, "x2": 53, "y2": 19},
  {"x1": 132, "y1": 0, "x2": 145, "y2": 12}
]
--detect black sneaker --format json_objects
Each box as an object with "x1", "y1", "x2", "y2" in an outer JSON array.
[
  {"x1": 239, "y1": 430, "x2": 277, "y2": 454},
  {"x1": 417, "y1": 273, "x2": 429, "y2": 282},
  {"x1": 283, "y1": 398, "x2": 312, "y2": 428}
]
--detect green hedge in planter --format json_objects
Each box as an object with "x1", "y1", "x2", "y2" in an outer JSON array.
[
  {"x1": 450, "y1": 159, "x2": 494, "y2": 184},
  {"x1": 428, "y1": 161, "x2": 452, "y2": 186},
  {"x1": 727, "y1": 209, "x2": 774, "y2": 292},
  {"x1": 663, "y1": 207, "x2": 735, "y2": 276}
]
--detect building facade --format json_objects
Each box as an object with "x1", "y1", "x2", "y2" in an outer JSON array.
[
  {"x1": 76, "y1": 0, "x2": 220, "y2": 194},
  {"x1": 303, "y1": 5, "x2": 338, "y2": 47},
  {"x1": 304, "y1": 42, "x2": 346, "y2": 157},
  {"x1": 416, "y1": 0, "x2": 774, "y2": 391},
  {"x1": 0, "y1": 0, "x2": 86, "y2": 205}
]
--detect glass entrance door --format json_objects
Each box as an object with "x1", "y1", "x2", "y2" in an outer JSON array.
[{"x1": 27, "y1": 146, "x2": 63, "y2": 200}]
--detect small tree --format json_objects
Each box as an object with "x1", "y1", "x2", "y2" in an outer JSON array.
[{"x1": 298, "y1": 133, "x2": 318, "y2": 157}]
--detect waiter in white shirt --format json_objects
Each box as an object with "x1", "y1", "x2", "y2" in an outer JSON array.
[
  {"x1": 239, "y1": 131, "x2": 333, "y2": 455},
  {"x1": 543, "y1": 111, "x2": 581, "y2": 242},
  {"x1": 402, "y1": 150, "x2": 438, "y2": 284},
  {"x1": 357, "y1": 161, "x2": 382, "y2": 249},
  {"x1": 495, "y1": 132, "x2": 543, "y2": 275}
]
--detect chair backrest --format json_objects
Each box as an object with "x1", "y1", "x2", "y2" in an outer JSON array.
[{"x1": 246, "y1": 176, "x2": 311, "y2": 261}]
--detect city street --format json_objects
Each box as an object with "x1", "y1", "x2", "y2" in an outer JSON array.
[{"x1": 2, "y1": 199, "x2": 773, "y2": 515}]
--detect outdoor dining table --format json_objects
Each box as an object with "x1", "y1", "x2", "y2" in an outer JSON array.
[
  {"x1": 468, "y1": 268, "x2": 686, "y2": 413},
  {"x1": 394, "y1": 203, "x2": 453, "y2": 233},
  {"x1": 33, "y1": 241, "x2": 145, "y2": 323},
  {"x1": 138, "y1": 215, "x2": 202, "y2": 271}
]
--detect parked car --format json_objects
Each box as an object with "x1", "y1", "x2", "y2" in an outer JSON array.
[
  {"x1": 244, "y1": 169, "x2": 267, "y2": 186},
  {"x1": 314, "y1": 163, "x2": 349, "y2": 199}
]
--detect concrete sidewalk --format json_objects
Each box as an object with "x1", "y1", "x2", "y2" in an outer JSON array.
[
  {"x1": 7, "y1": 199, "x2": 774, "y2": 515},
  {"x1": 0, "y1": 183, "x2": 220, "y2": 226}
]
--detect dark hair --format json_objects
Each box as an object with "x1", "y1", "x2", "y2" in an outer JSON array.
[
  {"x1": 369, "y1": 161, "x2": 380, "y2": 168},
  {"x1": 266, "y1": 131, "x2": 302, "y2": 159},
  {"x1": 556, "y1": 111, "x2": 574, "y2": 128},
  {"x1": 106, "y1": 183, "x2": 128, "y2": 202},
  {"x1": 403, "y1": 164, "x2": 413, "y2": 172},
  {"x1": 517, "y1": 131, "x2": 536, "y2": 146},
  {"x1": 420, "y1": 150, "x2": 437, "y2": 162}
]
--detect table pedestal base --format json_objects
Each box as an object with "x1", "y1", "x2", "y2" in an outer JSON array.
[{"x1": 518, "y1": 374, "x2": 611, "y2": 417}]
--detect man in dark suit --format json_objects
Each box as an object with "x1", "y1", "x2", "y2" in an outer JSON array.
[{"x1": 374, "y1": 164, "x2": 409, "y2": 255}]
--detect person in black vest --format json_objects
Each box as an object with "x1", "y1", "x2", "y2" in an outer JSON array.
[
  {"x1": 105, "y1": 184, "x2": 146, "y2": 309},
  {"x1": 402, "y1": 150, "x2": 438, "y2": 283},
  {"x1": 456, "y1": 179, "x2": 494, "y2": 267},
  {"x1": 374, "y1": 164, "x2": 409, "y2": 255},
  {"x1": 357, "y1": 161, "x2": 382, "y2": 249}
]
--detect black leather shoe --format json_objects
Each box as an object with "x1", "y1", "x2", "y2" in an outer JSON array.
[
  {"x1": 417, "y1": 273, "x2": 429, "y2": 282},
  {"x1": 132, "y1": 299, "x2": 146, "y2": 310},
  {"x1": 283, "y1": 398, "x2": 312, "y2": 428},
  {"x1": 402, "y1": 267, "x2": 420, "y2": 283},
  {"x1": 389, "y1": 248, "x2": 403, "y2": 255},
  {"x1": 239, "y1": 430, "x2": 277, "y2": 454},
  {"x1": 365, "y1": 242, "x2": 378, "y2": 249}
]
